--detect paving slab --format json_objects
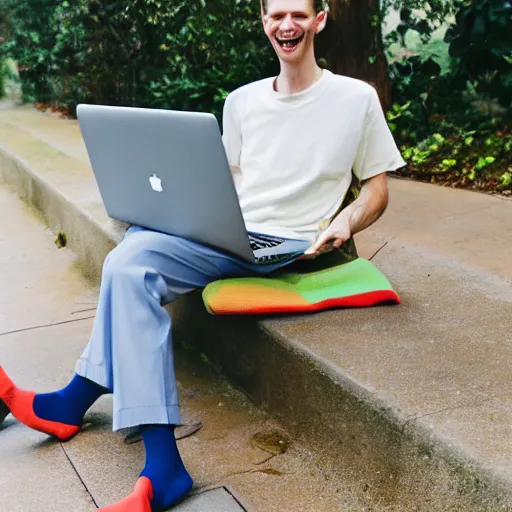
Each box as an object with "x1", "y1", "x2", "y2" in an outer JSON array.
[
  {"x1": 0, "y1": 186, "x2": 96, "y2": 512},
  {"x1": 0, "y1": 423, "x2": 94, "y2": 512},
  {"x1": 0, "y1": 181, "x2": 97, "y2": 334},
  {"x1": 174, "y1": 488, "x2": 245, "y2": 511},
  {"x1": 357, "y1": 177, "x2": 512, "y2": 280}
]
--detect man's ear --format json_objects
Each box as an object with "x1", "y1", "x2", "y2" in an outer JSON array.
[{"x1": 315, "y1": 10, "x2": 328, "y2": 34}]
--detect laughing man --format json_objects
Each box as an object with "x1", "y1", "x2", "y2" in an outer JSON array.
[{"x1": 0, "y1": 0, "x2": 405, "y2": 510}]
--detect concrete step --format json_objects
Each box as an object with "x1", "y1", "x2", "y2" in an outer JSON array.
[{"x1": 1, "y1": 103, "x2": 511, "y2": 511}]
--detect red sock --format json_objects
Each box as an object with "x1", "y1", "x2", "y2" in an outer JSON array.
[
  {"x1": 0, "y1": 366, "x2": 80, "y2": 441},
  {"x1": 99, "y1": 477, "x2": 153, "y2": 512}
]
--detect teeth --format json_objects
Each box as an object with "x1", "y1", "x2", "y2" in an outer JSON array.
[{"x1": 277, "y1": 36, "x2": 302, "y2": 48}]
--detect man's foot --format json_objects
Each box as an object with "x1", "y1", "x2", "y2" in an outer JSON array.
[
  {"x1": 98, "y1": 425, "x2": 193, "y2": 511},
  {"x1": 0, "y1": 366, "x2": 107, "y2": 441},
  {"x1": 139, "y1": 424, "x2": 193, "y2": 510},
  {"x1": 100, "y1": 424, "x2": 194, "y2": 511},
  {"x1": 99, "y1": 477, "x2": 153, "y2": 512}
]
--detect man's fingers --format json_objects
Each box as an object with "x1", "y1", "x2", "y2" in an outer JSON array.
[{"x1": 305, "y1": 232, "x2": 332, "y2": 254}]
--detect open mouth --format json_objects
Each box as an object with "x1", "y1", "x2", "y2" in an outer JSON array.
[{"x1": 275, "y1": 34, "x2": 304, "y2": 51}]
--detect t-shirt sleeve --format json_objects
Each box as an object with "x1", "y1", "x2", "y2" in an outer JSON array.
[
  {"x1": 222, "y1": 92, "x2": 242, "y2": 168},
  {"x1": 353, "y1": 87, "x2": 406, "y2": 181}
]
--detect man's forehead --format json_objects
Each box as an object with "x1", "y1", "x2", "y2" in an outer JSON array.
[{"x1": 265, "y1": 0, "x2": 316, "y2": 15}]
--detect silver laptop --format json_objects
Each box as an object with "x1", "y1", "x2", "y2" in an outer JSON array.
[{"x1": 76, "y1": 104, "x2": 309, "y2": 265}]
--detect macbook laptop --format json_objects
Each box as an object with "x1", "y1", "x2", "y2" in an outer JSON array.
[{"x1": 76, "y1": 104, "x2": 309, "y2": 265}]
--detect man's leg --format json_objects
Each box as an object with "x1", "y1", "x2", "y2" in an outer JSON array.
[
  {"x1": 1, "y1": 226, "x2": 289, "y2": 511},
  {"x1": 77, "y1": 227, "x2": 288, "y2": 511},
  {"x1": 75, "y1": 225, "x2": 274, "y2": 431}
]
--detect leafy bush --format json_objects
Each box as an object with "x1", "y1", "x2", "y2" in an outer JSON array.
[
  {"x1": 0, "y1": 58, "x2": 9, "y2": 98},
  {"x1": 445, "y1": 0, "x2": 512, "y2": 107},
  {"x1": 146, "y1": 0, "x2": 277, "y2": 120},
  {"x1": 386, "y1": 0, "x2": 511, "y2": 193},
  {"x1": 2, "y1": 0, "x2": 277, "y2": 118},
  {"x1": 397, "y1": 129, "x2": 512, "y2": 191},
  {"x1": 0, "y1": 0, "x2": 60, "y2": 102}
]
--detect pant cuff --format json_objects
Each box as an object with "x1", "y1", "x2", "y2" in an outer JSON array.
[
  {"x1": 114, "y1": 405, "x2": 182, "y2": 431},
  {"x1": 75, "y1": 358, "x2": 112, "y2": 391}
]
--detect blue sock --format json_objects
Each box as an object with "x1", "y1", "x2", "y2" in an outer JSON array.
[
  {"x1": 33, "y1": 374, "x2": 109, "y2": 427},
  {"x1": 140, "y1": 425, "x2": 193, "y2": 511}
]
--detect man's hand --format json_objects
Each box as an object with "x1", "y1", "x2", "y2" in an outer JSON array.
[
  {"x1": 301, "y1": 213, "x2": 352, "y2": 259},
  {"x1": 301, "y1": 173, "x2": 389, "y2": 259}
]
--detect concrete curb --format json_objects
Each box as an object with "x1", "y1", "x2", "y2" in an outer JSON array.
[
  {"x1": 0, "y1": 146, "x2": 120, "y2": 282},
  {"x1": 1, "y1": 130, "x2": 511, "y2": 510},
  {"x1": 172, "y1": 293, "x2": 512, "y2": 511}
]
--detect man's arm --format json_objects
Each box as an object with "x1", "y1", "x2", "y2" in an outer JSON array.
[{"x1": 303, "y1": 172, "x2": 388, "y2": 257}]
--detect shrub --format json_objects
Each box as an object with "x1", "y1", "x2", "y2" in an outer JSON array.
[
  {"x1": 2, "y1": 0, "x2": 277, "y2": 118},
  {"x1": 445, "y1": 0, "x2": 512, "y2": 108},
  {"x1": 0, "y1": 0, "x2": 59, "y2": 102}
]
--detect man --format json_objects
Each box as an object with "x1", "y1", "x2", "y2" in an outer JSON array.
[{"x1": 0, "y1": 0, "x2": 405, "y2": 510}]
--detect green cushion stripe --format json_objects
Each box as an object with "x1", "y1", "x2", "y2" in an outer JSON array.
[
  {"x1": 298, "y1": 258, "x2": 393, "y2": 302},
  {"x1": 202, "y1": 258, "x2": 394, "y2": 305}
]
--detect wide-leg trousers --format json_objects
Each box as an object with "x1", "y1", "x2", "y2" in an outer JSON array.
[{"x1": 75, "y1": 226, "x2": 292, "y2": 430}]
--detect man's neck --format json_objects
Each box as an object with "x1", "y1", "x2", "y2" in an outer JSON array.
[{"x1": 274, "y1": 55, "x2": 323, "y2": 95}]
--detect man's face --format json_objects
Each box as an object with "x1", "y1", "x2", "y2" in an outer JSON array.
[{"x1": 262, "y1": 0, "x2": 324, "y2": 64}]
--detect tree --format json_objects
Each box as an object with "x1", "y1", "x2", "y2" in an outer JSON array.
[{"x1": 317, "y1": 0, "x2": 391, "y2": 109}]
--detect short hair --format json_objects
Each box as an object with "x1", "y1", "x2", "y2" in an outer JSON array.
[{"x1": 260, "y1": 0, "x2": 329, "y2": 14}]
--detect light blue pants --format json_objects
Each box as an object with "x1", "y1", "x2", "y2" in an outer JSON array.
[{"x1": 75, "y1": 226, "x2": 293, "y2": 431}]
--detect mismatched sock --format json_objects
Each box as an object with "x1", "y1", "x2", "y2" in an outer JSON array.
[
  {"x1": 33, "y1": 373, "x2": 110, "y2": 427},
  {"x1": 139, "y1": 424, "x2": 193, "y2": 511}
]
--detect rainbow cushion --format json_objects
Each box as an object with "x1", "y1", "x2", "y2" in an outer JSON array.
[{"x1": 202, "y1": 257, "x2": 400, "y2": 315}]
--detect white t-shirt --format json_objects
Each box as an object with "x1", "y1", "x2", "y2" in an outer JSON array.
[{"x1": 222, "y1": 69, "x2": 406, "y2": 242}]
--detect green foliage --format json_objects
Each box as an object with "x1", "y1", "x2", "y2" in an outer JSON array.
[
  {"x1": 382, "y1": 0, "x2": 461, "y2": 47},
  {"x1": 385, "y1": 1, "x2": 511, "y2": 193},
  {"x1": 392, "y1": 124, "x2": 512, "y2": 192},
  {"x1": 388, "y1": 55, "x2": 443, "y2": 142},
  {"x1": 388, "y1": 0, "x2": 511, "y2": 131},
  {"x1": 402, "y1": 32, "x2": 451, "y2": 74},
  {"x1": 0, "y1": 58, "x2": 9, "y2": 98},
  {"x1": 444, "y1": 0, "x2": 512, "y2": 107},
  {"x1": 146, "y1": 0, "x2": 277, "y2": 119},
  {"x1": 1, "y1": 0, "x2": 276, "y2": 118},
  {"x1": 0, "y1": 0, "x2": 60, "y2": 102}
]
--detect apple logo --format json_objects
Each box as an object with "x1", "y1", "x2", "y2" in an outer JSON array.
[{"x1": 149, "y1": 173, "x2": 163, "y2": 192}]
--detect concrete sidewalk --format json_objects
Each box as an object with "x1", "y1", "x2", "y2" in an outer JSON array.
[{"x1": 1, "y1": 102, "x2": 511, "y2": 511}]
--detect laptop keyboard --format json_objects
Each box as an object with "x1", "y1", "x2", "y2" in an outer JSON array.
[
  {"x1": 248, "y1": 232, "x2": 286, "y2": 251},
  {"x1": 249, "y1": 232, "x2": 299, "y2": 266}
]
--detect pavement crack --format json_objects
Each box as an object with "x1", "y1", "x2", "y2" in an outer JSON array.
[
  {"x1": 71, "y1": 307, "x2": 97, "y2": 315},
  {"x1": 254, "y1": 453, "x2": 277, "y2": 465},
  {"x1": 60, "y1": 443, "x2": 99, "y2": 508},
  {"x1": 0, "y1": 316, "x2": 95, "y2": 338},
  {"x1": 404, "y1": 395, "x2": 495, "y2": 423},
  {"x1": 369, "y1": 239, "x2": 392, "y2": 261}
]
